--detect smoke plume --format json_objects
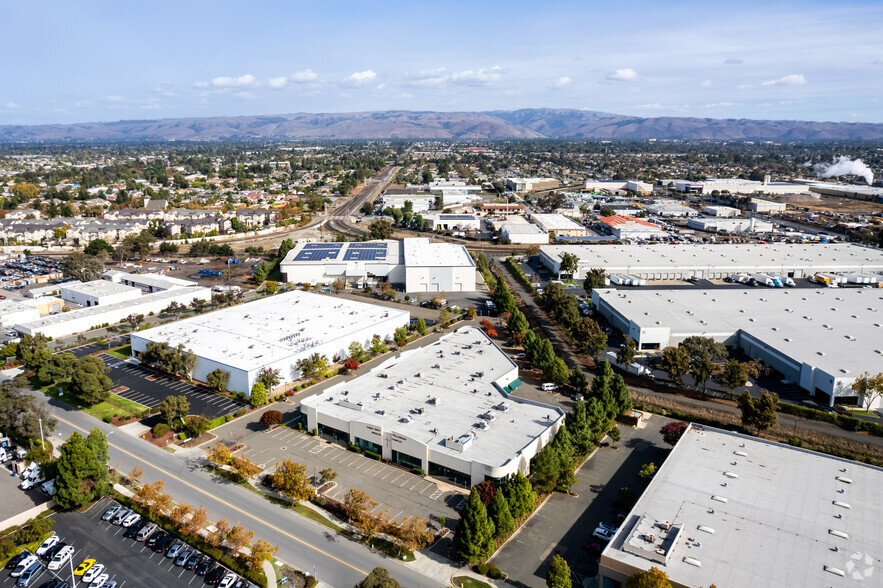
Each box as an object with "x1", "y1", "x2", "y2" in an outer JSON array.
[{"x1": 814, "y1": 156, "x2": 874, "y2": 185}]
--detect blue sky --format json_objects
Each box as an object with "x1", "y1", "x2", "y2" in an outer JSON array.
[{"x1": 2, "y1": 0, "x2": 881, "y2": 125}]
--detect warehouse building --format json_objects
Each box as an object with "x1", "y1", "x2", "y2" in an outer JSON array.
[
  {"x1": 750, "y1": 198, "x2": 788, "y2": 213},
  {"x1": 103, "y1": 270, "x2": 198, "y2": 293},
  {"x1": 505, "y1": 177, "x2": 559, "y2": 192},
  {"x1": 421, "y1": 213, "x2": 481, "y2": 232},
  {"x1": 600, "y1": 424, "x2": 882, "y2": 587},
  {"x1": 280, "y1": 238, "x2": 476, "y2": 292},
  {"x1": 686, "y1": 217, "x2": 774, "y2": 233},
  {"x1": 500, "y1": 222, "x2": 549, "y2": 244},
  {"x1": 0, "y1": 300, "x2": 41, "y2": 330},
  {"x1": 59, "y1": 280, "x2": 142, "y2": 307},
  {"x1": 598, "y1": 215, "x2": 667, "y2": 240},
  {"x1": 130, "y1": 291, "x2": 410, "y2": 396},
  {"x1": 530, "y1": 214, "x2": 588, "y2": 237},
  {"x1": 702, "y1": 205, "x2": 740, "y2": 218},
  {"x1": 645, "y1": 202, "x2": 699, "y2": 217},
  {"x1": 301, "y1": 326, "x2": 564, "y2": 486},
  {"x1": 540, "y1": 243, "x2": 883, "y2": 281},
  {"x1": 584, "y1": 179, "x2": 653, "y2": 195},
  {"x1": 672, "y1": 177, "x2": 811, "y2": 196},
  {"x1": 16, "y1": 287, "x2": 211, "y2": 340},
  {"x1": 591, "y1": 287, "x2": 883, "y2": 407}
]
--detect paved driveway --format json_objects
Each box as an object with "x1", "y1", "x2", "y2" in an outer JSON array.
[{"x1": 99, "y1": 353, "x2": 243, "y2": 418}]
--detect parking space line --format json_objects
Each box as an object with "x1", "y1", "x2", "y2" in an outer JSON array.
[
  {"x1": 408, "y1": 480, "x2": 422, "y2": 491},
  {"x1": 430, "y1": 490, "x2": 444, "y2": 500},
  {"x1": 379, "y1": 469, "x2": 394, "y2": 480},
  {"x1": 309, "y1": 445, "x2": 325, "y2": 455},
  {"x1": 399, "y1": 477, "x2": 411, "y2": 487},
  {"x1": 363, "y1": 463, "x2": 382, "y2": 476},
  {"x1": 389, "y1": 473, "x2": 403, "y2": 484}
]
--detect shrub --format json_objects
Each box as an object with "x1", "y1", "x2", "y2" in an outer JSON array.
[
  {"x1": 225, "y1": 414, "x2": 233, "y2": 422},
  {"x1": 296, "y1": 422, "x2": 304, "y2": 431},
  {"x1": 475, "y1": 563, "x2": 489, "y2": 575},
  {"x1": 344, "y1": 359, "x2": 360, "y2": 371},
  {"x1": 413, "y1": 467, "x2": 425, "y2": 476},
  {"x1": 347, "y1": 442, "x2": 359, "y2": 452},
  {"x1": 365, "y1": 450, "x2": 381, "y2": 460},
  {"x1": 178, "y1": 432, "x2": 187, "y2": 440},
  {"x1": 487, "y1": 565, "x2": 504, "y2": 579},
  {"x1": 284, "y1": 390, "x2": 295, "y2": 397},
  {"x1": 152, "y1": 423, "x2": 170, "y2": 438},
  {"x1": 311, "y1": 428, "x2": 317, "y2": 436},
  {"x1": 260, "y1": 410, "x2": 283, "y2": 426},
  {"x1": 103, "y1": 415, "x2": 113, "y2": 423},
  {"x1": 234, "y1": 408, "x2": 248, "y2": 418}
]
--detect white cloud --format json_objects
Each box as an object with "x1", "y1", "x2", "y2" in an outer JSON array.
[
  {"x1": 268, "y1": 77, "x2": 288, "y2": 89},
  {"x1": 724, "y1": 58, "x2": 743, "y2": 65},
  {"x1": 451, "y1": 66, "x2": 503, "y2": 86},
  {"x1": 700, "y1": 79, "x2": 713, "y2": 88},
  {"x1": 289, "y1": 69, "x2": 318, "y2": 83},
  {"x1": 345, "y1": 70, "x2": 377, "y2": 85},
  {"x1": 761, "y1": 73, "x2": 805, "y2": 86},
  {"x1": 702, "y1": 101, "x2": 740, "y2": 108},
  {"x1": 606, "y1": 68, "x2": 638, "y2": 82},
  {"x1": 211, "y1": 74, "x2": 257, "y2": 88},
  {"x1": 193, "y1": 81, "x2": 209, "y2": 88},
  {"x1": 411, "y1": 67, "x2": 450, "y2": 87},
  {"x1": 554, "y1": 76, "x2": 571, "y2": 88},
  {"x1": 4, "y1": 102, "x2": 18, "y2": 109}
]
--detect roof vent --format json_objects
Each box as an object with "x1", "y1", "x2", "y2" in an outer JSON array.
[
  {"x1": 733, "y1": 450, "x2": 748, "y2": 457},
  {"x1": 828, "y1": 529, "x2": 849, "y2": 540},
  {"x1": 697, "y1": 525, "x2": 715, "y2": 535},
  {"x1": 832, "y1": 501, "x2": 851, "y2": 509},
  {"x1": 723, "y1": 472, "x2": 739, "y2": 479},
  {"x1": 835, "y1": 476, "x2": 852, "y2": 484},
  {"x1": 711, "y1": 495, "x2": 728, "y2": 503},
  {"x1": 824, "y1": 566, "x2": 846, "y2": 577},
  {"x1": 683, "y1": 557, "x2": 702, "y2": 568}
]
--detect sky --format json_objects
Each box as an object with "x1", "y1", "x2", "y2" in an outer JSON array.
[{"x1": 2, "y1": 0, "x2": 882, "y2": 126}]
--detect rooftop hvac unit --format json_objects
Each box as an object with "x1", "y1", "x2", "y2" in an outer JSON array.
[
  {"x1": 644, "y1": 534, "x2": 655, "y2": 543},
  {"x1": 659, "y1": 521, "x2": 672, "y2": 531}
]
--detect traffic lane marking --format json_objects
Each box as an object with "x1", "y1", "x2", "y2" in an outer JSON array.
[{"x1": 53, "y1": 415, "x2": 368, "y2": 577}]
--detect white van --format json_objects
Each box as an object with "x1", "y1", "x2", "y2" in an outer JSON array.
[
  {"x1": 41, "y1": 479, "x2": 55, "y2": 495},
  {"x1": 541, "y1": 383, "x2": 559, "y2": 392},
  {"x1": 48, "y1": 545, "x2": 74, "y2": 571}
]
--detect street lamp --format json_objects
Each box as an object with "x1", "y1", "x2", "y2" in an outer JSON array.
[
  {"x1": 69, "y1": 551, "x2": 78, "y2": 588},
  {"x1": 38, "y1": 418, "x2": 45, "y2": 450}
]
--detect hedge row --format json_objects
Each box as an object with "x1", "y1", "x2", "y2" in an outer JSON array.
[
  {"x1": 505, "y1": 257, "x2": 534, "y2": 291},
  {"x1": 776, "y1": 402, "x2": 883, "y2": 436}
]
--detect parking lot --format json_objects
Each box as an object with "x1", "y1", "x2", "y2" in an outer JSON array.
[
  {"x1": 1, "y1": 498, "x2": 240, "y2": 588},
  {"x1": 99, "y1": 354, "x2": 243, "y2": 418}
]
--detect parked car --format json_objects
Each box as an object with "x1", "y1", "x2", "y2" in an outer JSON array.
[
  {"x1": 175, "y1": 549, "x2": 193, "y2": 566},
  {"x1": 513, "y1": 353, "x2": 526, "y2": 359},
  {"x1": 184, "y1": 553, "x2": 203, "y2": 570},
  {"x1": 541, "y1": 383, "x2": 559, "y2": 392},
  {"x1": 598, "y1": 521, "x2": 619, "y2": 532},
  {"x1": 36, "y1": 579, "x2": 66, "y2": 588},
  {"x1": 11, "y1": 556, "x2": 39, "y2": 577},
  {"x1": 90, "y1": 574, "x2": 109, "y2": 587},
  {"x1": 195, "y1": 560, "x2": 214, "y2": 576},
  {"x1": 15, "y1": 561, "x2": 43, "y2": 586},
  {"x1": 6, "y1": 551, "x2": 32, "y2": 570},
  {"x1": 123, "y1": 521, "x2": 144, "y2": 539},
  {"x1": 73, "y1": 559, "x2": 95, "y2": 576},
  {"x1": 47, "y1": 546, "x2": 74, "y2": 571},
  {"x1": 145, "y1": 531, "x2": 166, "y2": 548},
  {"x1": 81, "y1": 563, "x2": 105, "y2": 584},
  {"x1": 219, "y1": 573, "x2": 237, "y2": 588},
  {"x1": 592, "y1": 527, "x2": 615, "y2": 541},
  {"x1": 135, "y1": 523, "x2": 157, "y2": 541},
  {"x1": 100, "y1": 504, "x2": 121, "y2": 521},
  {"x1": 152, "y1": 535, "x2": 174, "y2": 553},
  {"x1": 41, "y1": 542, "x2": 67, "y2": 561},
  {"x1": 165, "y1": 541, "x2": 185, "y2": 559},
  {"x1": 110, "y1": 508, "x2": 131, "y2": 525},
  {"x1": 35, "y1": 535, "x2": 59, "y2": 556},
  {"x1": 121, "y1": 513, "x2": 141, "y2": 527},
  {"x1": 206, "y1": 567, "x2": 227, "y2": 586}
]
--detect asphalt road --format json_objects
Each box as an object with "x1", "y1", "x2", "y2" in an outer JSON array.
[{"x1": 27, "y1": 391, "x2": 451, "y2": 588}]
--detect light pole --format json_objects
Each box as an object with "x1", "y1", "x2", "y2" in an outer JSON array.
[
  {"x1": 38, "y1": 418, "x2": 45, "y2": 450},
  {"x1": 69, "y1": 552, "x2": 78, "y2": 588}
]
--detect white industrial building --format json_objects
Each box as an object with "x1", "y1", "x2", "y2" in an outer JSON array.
[
  {"x1": 672, "y1": 177, "x2": 812, "y2": 196},
  {"x1": 540, "y1": 243, "x2": 883, "y2": 281},
  {"x1": 421, "y1": 213, "x2": 481, "y2": 232},
  {"x1": 16, "y1": 287, "x2": 211, "y2": 340},
  {"x1": 750, "y1": 198, "x2": 788, "y2": 213},
  {"x1": 600, "y1": 424, "x2": 882, "y2": 588},
  {"x1": 598, "y1": 215, "x2": 667, "y2": 240},
  {"x1": 529, "y1": 214, "x2": 588, "y2": 237},
  {"x1": 584, "y1": 180, "x2": 653, "y2": 195},
  {"x1": 645, "y1": 202, "x2": 699, "y2": 217},
  {"x1": 500, "y1": 222, "x2": 549, "y2": 244},
  {"x1": 130, "y1": 291, "x2": 410, "y2": 396},
  {"x1": 103, "y1": 270, "x2": 198, "y2": 293},
  {"x1": 702, "y1": 205, "x2": 741, "y2": 218},
  {"x1": 0, "y1": 300, "x2": 40, "y2": 329},
  {"x1": 505, "y1": 177, "x2": 559, "y2": 192},
  {"x1": 301, "y1": 326, "x2": 564, "y2": 486},
  {"x1": 280, "y1": 238, "x2": 476, "y2": 292},
  {"x1": 59, "y1": 280, "x2": 142, "y2": 307},
  {"x1": 687, "y1": 217, "x2": 774, "y2": 233},
  {"x1": 592, "y1": 287, "x2": 883, "y2": 407}
]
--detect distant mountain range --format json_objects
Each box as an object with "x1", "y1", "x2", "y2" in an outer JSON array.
[{"x1": 2, "y1": 108, "x2": 882, "y2": 141}]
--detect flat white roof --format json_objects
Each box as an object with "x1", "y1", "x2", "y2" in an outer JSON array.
[
  {"x1": 541, "y1": 243, "x2": 883, "y2": 273},
  {"x1": 303, "y1": 326, "x2": 562, "y2": 467},
  {"x1": 131, "y1": 290, "x2": 410, "y2": 372},
  {"x1": 403, "y1": 238, "x2": 475, "y2": 267},
  {"x1": 106, "y1": 270, "x2": 197, "y2": 289},
  {"x1": 282, "y1": 240, "x2": 403, "y2": 266},
  {"x1": 60, "y1": 280, "x2": 137, "y2": 298},
  {"x1": 602, "y1": 425, "x2": 883, "y2": 588},
  {"x1": 502, "y1": 223, "x2": 547, "y2": 235},
  {"x1": 531, "y1": 214, "x2": 586, "y2": 231},
  {"x1": 594, "y1": 287, "x2": 882, "y2": 379}
]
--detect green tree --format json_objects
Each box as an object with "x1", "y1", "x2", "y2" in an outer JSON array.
[
  {"x1": 737, "y1": 390, "x2": 779, "y2": 436},
  {"x1": 453, "y1": 488, "x2": 496, "y2": 563},
  {"x1": 36, "y1": 352, "x2": 75, "y2": 384},
  {"x1": 186, "y1": 415, "x2": 212, "y2": 438},
  {"x1": 355, "y1": 568, "x2": 403, "y2": 588},
  {"x1": 83, "y1": 239, "x2": 114, "y2": 256},
  {"x1": 531, "y1": 443, "x2": 562, "y2": 494},
  {"x1": 206, "y1": 368, "x2": 230, "y2": 392},
  {"x1": 617, "y1": 335, "x2": 638, "y2": 366},
  {"x1": 639, "y1": 462, "x2": 657, "y2": 482},
  {"x1": 627, "y1": 567, "x2": 673, "y2": 588},
  {"x1": 718, "y1": 359, "x2": 750, "y2": 392},
  {"x1": 690, "y1": 357, "x2": 716, "y2": 393},
  {"x1": 659, "y1": 346, "x2": 691, "y2": 386},
  {"x1": 266, "y1": 459, "x2": 313, "y2": 502},
  {"x1": 54, "y1": 429, "x2": 111, "y2": 509},
  {"x1": 507, "y1": 309, "x2": 530, "y2": 335},
  {"x1": 679, "y1": 336, "x2": 727, "y2": 363},
  {"x1": 546, "y1": 554, "x2": 572, "y2": 588},
  {"x1": 257, "y1": 367, "x2": 281, "y2": 390},
  {"x1": 368, "y1": 220, "x2": 395, "y2": 240},
  {"x1": 296, "y1": 352, "x2": 328, "y2": 378},
  {"x1": 348, "y1": 341, "x2": 367, "y2": 363},
  {"x1": 17, "y1": 333, "x2": 51, "y2": 371},
  {"x1": 558, "y1": 252, "x2": 579, "y2": 277},
  {"x1": 583, "y1": 268, "x2": 607, "y2": 293},
  {"x1": 566, "y1": 400, "x2": 592, "y2": 455},
  {"x1": 250, "y1": 382, "x2": 268, "y2": 406},
  {"x1": 570, "y1": 317, "x2": 607, "y2": 357},
  {"x1": 370, "y1": 336, "x2": 388, "y2": 355},
  {"x1": 499, "y1": 471, "x2": 536, "y2": 520},
  {"x1": 612, "y1": 374, "x2": 633, "y2": 415},
  {"x1": 69, "y1": 355, "x2": 112, "y2": 405},
  {"x1": 568, "y1": 367, "x2": 588, "y2": 394},
  {"x1": 488, "y1": 491, "x2": 515, "y2": 538},
  {"x1": 62, "y1": 251, "x2": 105, "y2": 281},
  {"x1": 160, "y1": 395, "x2": 190, "y2": 425},
  {"x1": 852, "y1": 372, "x2": 883, "y2": 410}
]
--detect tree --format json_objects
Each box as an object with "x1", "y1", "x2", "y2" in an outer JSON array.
[
  {"x1": 160, "y1": 395, "x2": 190, "y2": 425},
  {"x1": 370, "y1": 336, "x2": 387, "y2": 355},
  {"x1": 453, "y1": 488, "x2": 496, "y2": 563},
  {"x1": 36, "y1": 352, "x2": 75, "y2": 384},
  {"x1": 296, "y1": 352, "x2": 328, "y2": 378},
  {"x1": 260, "y1": 410, "x2": 283, "y2": 427},
  {"x1": 225, "y1": 524, "x2": 254, "y2": 555},
  {"x1": 84, "y1": 239, "x2": 114, "y2": 256},
  {"x1": 250, "y1": 382, "x2": 268, "y2": 406},
  {"x1": 566, "y1": 400, "x2": 592, "y2": 455},
  {"x1": 507, "y1": 309, "x2": 529, "y2": 335},
  {"x1": 206, "y1": 368, "x2": 230, "y2": 392},
  {"x1": 69, "y1": 355, "x2": 112, "y2": 405},
  {"x1": 416, "y1": 318, "x2": 427, "y2": 336},
  {"x1": 63, "y1": 252, "x2": 105, "y2": 281},
  {"x1": 17, "y1": 333, "x2": 51, "y2": 371},
  {"x1": 479, "y1": 318, "x2": 498, "y2": 337},
  {"x1": 230, "y1": 456, "x2": 261, "y2": 482},
  {"x1": 558, "y1": 252, "x2": 579, "y2": 277},
  {"x1": 546, "y1": 554, "x2": 572, "y2": 588},
  {"x1": 257, "y1": 367, "x2": 281, "y2": 390},
  {"x1": 53, "y1": 429, "x2": 111, "y2": 509},
  {"x1": 571, "y1": 317, "x2": 607, "y2": 357},
  {"x1": 209, "y1": 519, "x2": 232, "y2": 547},
  {"x1": 583, "y1": 268, "x2": 607, "y2": 293},
  {"x1": 499, "y1": 471, "x2": 536, "y2": 520},
  {"x1": 355, "y1": 568, "x2": 403, "y2": 588},
  {"x1": 660, "y1": 421, "x2": 689, "y2": 446},
  {"x1": 247, "y1": 539, "x2": 278, "y2": 570},
  {"x1": 393, "y1": 326, "x2": 408, "y2": 347},
  {"x1": 344, "y1": 489, "x2": 387, "y2": 541},
  {"x1": 368, "y1": 220, "x2": 394, "y2": 240},
  {"x1": 627, "y1": 567, "x2": 673, "y2": 588},
  {"x1": 331, "y1": 278, "x2": 346, "y2": 293},
  {"x1": 186, "y1": 414, "x2": 212, "y2": 438},
  {"x1": 163, "y1": 301, "x2": 186, "y2": 320},
  {"x1": 265, "y1": 280, "x2": 279, "y2": 294},
  {"x1": 532, "y1": 443, "x2": 564, "y2": 493},
  {"x1": 488, "y1": 490, "x2": 515, "y2": 538},
  {"x1": 348, "y1": 341, "x2": 366, "y2": 363},
  {"x1": 851, "y1": 372, "x2": 883, "y2": 410},
  {"x1": 568, "y1": 367, "x2": 588, "y2": 394},
  {"x1": 659, "y1": 346, "x2": 691, "y2": 386},
  {"x1": 184, "y1": 506, "x2": 209, "y2": 537},
  {"x1": 690, "y1": 357, "x2": 716, "y2": 393},
  {"x1": 679, "y1": 336, "x2": 727, "y2": 363},
  {"x1": 207, "y1": 442, "x2": 233, "y2": 466},
  {"x1": 718, "y1": 359, "x2": 750, "y2": 392},
  {"x1": 319, "y1": 468, "x2": 337, "y2": 482},
  {"x1": 190, "y1": 297, "x2": 207, "y2": 314},
  {"x1": 391, "y1": 516, "x2": 433, "y2": 555},
  {"x1": 126, "y1": 313, "x2": 146, "y2": 330},
  {"x1": 266, "y1": 459, "x2": 313, "y2": 502},
  {"x1": 737, "y1": 390, "x2": 779, "y2": 436},
  {"x1": 617, "y1": 335, "x2": 638, "y2": 366},
  {"x1": 639, "y1": 462, "x2": 657, "y2": 482}
]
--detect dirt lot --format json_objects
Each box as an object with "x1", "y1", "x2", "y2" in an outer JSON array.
[{"x1": 782, "y1": 194, "x2": 883, "y2": 214}]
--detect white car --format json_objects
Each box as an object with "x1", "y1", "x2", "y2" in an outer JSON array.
[
  {"x1": 121, "y1": 513, "x2": 141, "y2": 527},
  {"x1": 541, "y1": 383, "x2": 559, "y2": 392},
  {"x1": 82, "y1": 563, "x2": 105, "y2": 583},
  {"x1": 35, "y1": 534, "x2": 58, "y2": 556},
  {"x1": 513, "y1": 353, "x2": 526, "y2": 359},
  {"x1": 593, "y1": 527, "x2": 616, "y2": 541},
  {"x1": 91, "y1": 573, "x2": 110, "y2": 586},
  {"x1": 10, "y1": 555, "x2": 38, "y2": 577},
  {"x1": 48, "y1": 545, "x2": 75, "y2": 570},
  {"x1": 219, "y1": 573, "x2": 238, "y2": 588}
]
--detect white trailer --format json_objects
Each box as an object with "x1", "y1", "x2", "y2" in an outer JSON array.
[
  {"x1": 772, "y1": 275, "x2": 796, "y2": 287},
  {"x1": 751, "y1": 274, "x2": 777, "y2": 287},
  {"x1": 625, "y1": 274, "x2": 646, "y2": 286}
]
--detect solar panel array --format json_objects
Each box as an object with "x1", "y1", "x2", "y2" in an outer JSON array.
[
  {"x1": 440, "y1": 214, "x2": 479, "y2": 220},
  {"x1": 294, "y1": 243, "x2": 343, "y2": 262},
  {"x1": 344, "y1": 242, "x2": 388, "y2": 261}
]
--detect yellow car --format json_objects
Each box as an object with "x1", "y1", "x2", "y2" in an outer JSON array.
[{"x1": 74, "y1": 558, "x2": 95, "y2": 575}]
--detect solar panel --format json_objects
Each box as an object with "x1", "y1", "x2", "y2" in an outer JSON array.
[
  {"x1": 293, "y1": 243, "x2": 343, "y2": 262},
  {"x1": 344, "y1": 242, "x2": 388, "y2": 261}
]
